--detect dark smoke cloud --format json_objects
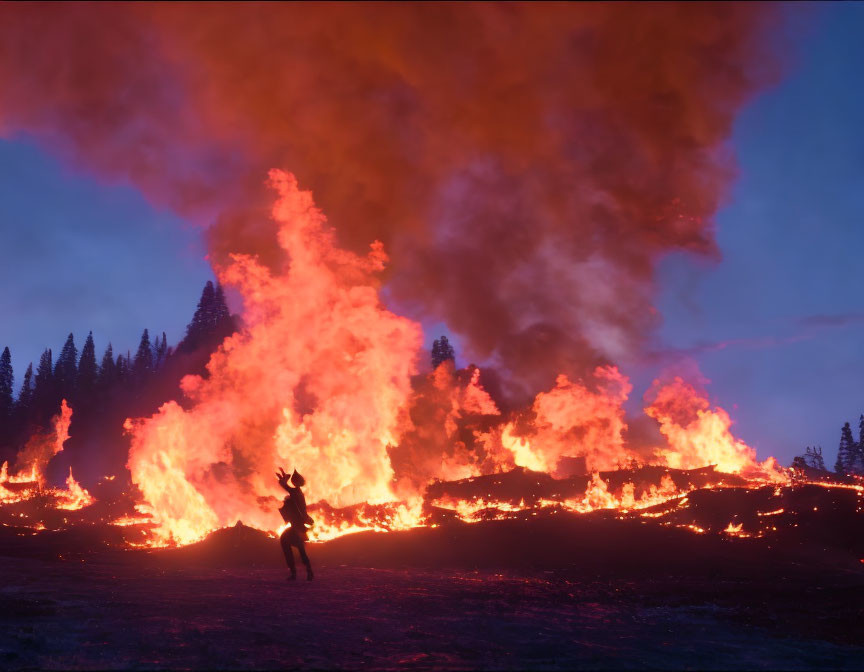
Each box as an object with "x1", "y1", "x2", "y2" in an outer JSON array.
[{"x1": 0, "y1": 2, "x2": 781, "y2": 396}]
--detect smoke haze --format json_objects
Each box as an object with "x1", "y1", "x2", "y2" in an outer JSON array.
[{"x1": 0, "y1": 2, "x2": 780, "y2": 394}]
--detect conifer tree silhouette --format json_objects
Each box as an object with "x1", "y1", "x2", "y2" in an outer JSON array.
[
  {"x1": 133, "y1": 329, "x2": 154, "y2": 381},
  {"x1": 0, "y1": 347, "x2": 13, "y2": 441},
  {"x1": 97, "y1": 343, "x2": 116, "y2": 395},
  {"x1": 17, "y1": 363, "x2": 34, "y2": 419},
  {"x1": 178, "y1": 281, "x2": 216, "y2": 353},
  {"x1": 33, "y1": 348, "x2": 56, "y2": 426},
  {"x1": 836, "y1": 422, "x2": 856, "y2": 475},
  {"x1": 54, "y1": 333, "x2": 78, "y2": 402},
  {"x1": 431, "y1": 335, "x2": 456, "y2": 369},
  {"x1": 76, "y1": 331, "x2": 98, "y2": 404}
]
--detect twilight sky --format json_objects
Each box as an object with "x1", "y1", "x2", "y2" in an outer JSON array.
[
  {"x1": 630, "y1": 3, "x2": 864, "y2": 464},
  {"x1": 0, "y1": 3, "x2": 862, "y2": 466}
]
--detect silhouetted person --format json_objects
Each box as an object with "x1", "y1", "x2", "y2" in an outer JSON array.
[{"x1": 276, "y1": 466, "x2": 314, "y2": 580}]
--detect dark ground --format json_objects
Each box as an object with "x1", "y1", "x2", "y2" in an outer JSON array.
[{"x1": 1, "y1": 510, "x2": 863, "y2": 670}]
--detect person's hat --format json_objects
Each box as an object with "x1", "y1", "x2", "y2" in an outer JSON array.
[{"x1": 291, "y1": 469, "x2": 306, "y2": 487}]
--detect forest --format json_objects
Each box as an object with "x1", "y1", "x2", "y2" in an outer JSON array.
[{"x1": 0, "y1": 280, "x2": 235, "y2": 484}]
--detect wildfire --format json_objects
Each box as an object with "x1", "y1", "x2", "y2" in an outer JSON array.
[
  {"x1": 55, "y1": 468, "x2": 94, "y2": 511},
  {"x1": 499, "y1": 367, "x2": 633, "y2": 474},
  {"x1": 0, "y1": 400, "x2": 77, "y2": 505},
  {"x1": 115, "y1": 174, "x2": 796, "y2": 548},
  {"x1": 645, "y1": 377, "x2": 786, "y2": 482},
  {"x1": 125, "y1": 171, "x2": 423, "y2": 546},
  {"x1": 2, "y1": 178, "x2": 855, "y2": 553}
]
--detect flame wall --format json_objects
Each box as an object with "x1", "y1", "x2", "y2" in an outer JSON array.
[{"x1": 0, "y1": 3, "x2": 790, "y2": 542}]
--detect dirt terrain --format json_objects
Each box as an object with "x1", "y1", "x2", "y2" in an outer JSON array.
[{"x1": 1, "y1": 510, "x2": 863, "y2": 670}]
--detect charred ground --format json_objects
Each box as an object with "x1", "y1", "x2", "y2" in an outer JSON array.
[{"x1": 1, "y1": 472, "x2": 862, "y2": 670}]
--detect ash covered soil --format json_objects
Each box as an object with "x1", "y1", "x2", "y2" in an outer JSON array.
[{"x1": 1, "y1": 512, "x2": 863, "y2": 670}]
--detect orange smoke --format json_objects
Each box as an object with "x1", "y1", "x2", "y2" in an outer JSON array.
[
  {"x1": 0, "y1": 4, "x2": 794, "y2": 542},
  {"x1": 126, "y1": 172, "x2": 422, "y2": 545},
  {"x1": 0, "y1": 3, "x2": 783, "y2": 391}
]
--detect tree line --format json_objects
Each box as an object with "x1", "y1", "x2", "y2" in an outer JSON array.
[
  {"x1": 792, "y1": 415, "x2": 864, "y2": 476},
  {"x1": 0, "y1": 280, "x2": 235, "y2": 475},
  {"x1": 6, "y1": 302, "x2": 859, "y2": 481}
]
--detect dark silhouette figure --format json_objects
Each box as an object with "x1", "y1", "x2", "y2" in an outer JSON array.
[{"x1": 276, "y1": 467, "x2": 314, "y2": 580}]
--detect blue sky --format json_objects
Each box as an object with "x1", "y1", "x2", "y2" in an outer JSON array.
[
  {"x1": 0, "y1": 139, "x2": 212, "y2": 372},
  {"x1": 631, "y1": 3, "x2": 864, "y2": 463},
  {"x1": 0, "y1": 3, "x2": 862, "y2": 466}
]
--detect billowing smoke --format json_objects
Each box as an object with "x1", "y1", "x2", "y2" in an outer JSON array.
[
  {"x1": 0, "y1": 3, "x2": 780, "y2": 393},
  {"x1": 0, "y1": 4, "x2": 790, "y2": 542}
]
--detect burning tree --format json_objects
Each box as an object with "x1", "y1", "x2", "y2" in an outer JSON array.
[
  {"x1": 431, "y1": 336, "x2": 456, "y2": 370},
  {"x1": 177, "y1": 281, "x2": 234, "y2": 355},
  {"x1": 835, "y1": 422, "x2": 858, "y2": 475}
]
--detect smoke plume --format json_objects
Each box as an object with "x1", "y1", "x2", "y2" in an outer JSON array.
[{"x1": 0, "y1": 2, "x2": 780, "y2": 392}]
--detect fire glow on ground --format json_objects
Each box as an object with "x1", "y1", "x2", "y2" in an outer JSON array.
[{"x1": 0, "y1": 3, "x2": 863, "y2": 670}]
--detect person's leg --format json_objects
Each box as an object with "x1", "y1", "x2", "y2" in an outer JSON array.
[
  {"x1": 297, "y1": 541, "x2": 313, "y2": 580},
  {"x1": 280, "y1": 530, "x2": 297, "y2": 579}
]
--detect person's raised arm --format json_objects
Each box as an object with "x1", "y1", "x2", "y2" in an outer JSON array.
[{"x1": 275, "y1": 467, "x2": 291, "y2": 493}]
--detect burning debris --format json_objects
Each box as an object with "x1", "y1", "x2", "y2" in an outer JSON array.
[
  {"x1": 116, "y1": 174, "x2": 798, "y2": 548},
  {"x1": 1, "y1": 389, "x2": 860, "y2": 555}
]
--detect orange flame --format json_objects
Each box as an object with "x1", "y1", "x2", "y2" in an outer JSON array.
[
  {"x1": 645, "y1": 377, "x2": 787, "y2": 482},
  {"x1": 126, "y1": 171, "x2": 423, "y2": 545},
  {"x1": 499, "y1": 366, "x2": 632, "y2": 474},
  {"x1": 115, "y1": 178, "x2": 790, "y2": 548},
  {"x1": 55, "y1": 468, "x2": 94, "y2": 511},
  {"x1": 11, "y1": 399, "x2": 72, "y2": 484}
]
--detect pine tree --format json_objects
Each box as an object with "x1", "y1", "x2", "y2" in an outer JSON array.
[
  {"x1": 76, "y1": 331, "x2": 98, "y2": 404},
  {"x1": 54, "y1": 333, "x2": 78, "y2": 401},
  {"x1": 855, "y1": 414, "x2": 864, "y2": 475},
  {"x1": 13, "y1": 362, "x2": 35, "y2": 437},
  {"x1": 431, "y1": 335, "x2": 456, "y2": 369},
  {"x1": 115, "y1": 354, "x2": 128, "y2": 384},
  {"x1": 97, "y1": 344, "x2": 116, "y2": 392},
  {"x1": 213, "y1": 283, "x2": 232, "y2": 331},
  {"x1": 133, "y1": 329, "x2": 153, "y2": 380},
  {"x1": 836, "y1": 422, "x2": 856, "y2": 475},
  {"x1": 153, "y1": 331, "x2": 168, "y2": 370},
  {"x1": 0, "y1": 347, "x2": 13, "y2": 431},
  {"x1": 17, "y1": 363, "x2": 34, "y2": 416},
  {"x1": 178, "y1": 281, "x2": 216, "y2": 353},
  {"x1": 33, "y1": 348, "x2": 56, "y2": 426}
]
